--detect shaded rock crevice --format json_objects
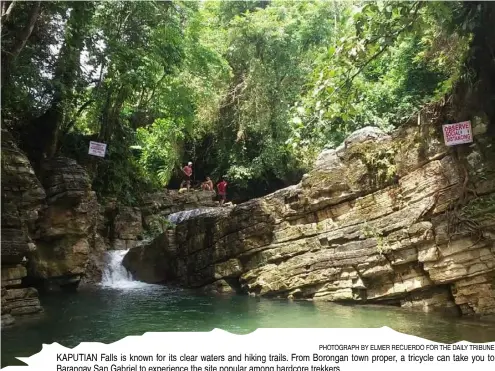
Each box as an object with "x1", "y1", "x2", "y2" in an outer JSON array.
[{"x1": 1, "y1": 130, "x2": 45, "y2": 326}]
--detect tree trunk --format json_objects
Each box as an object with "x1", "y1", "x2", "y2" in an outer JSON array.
[
  {"x1": 1, "y1": 1, "x2": 41, "y2": 89},
  {"x1": 1, "y1": 1, "x2": 16, "y2": 22},
  {"x1": 453, "y1": 2, "x2": 495, "y2": 136},
  {"x1": 470, "y1": 2, "x2": 495, "y2": 136},
  {"x1": 29, "y1": 1, "x2": 94, "y2": 160}
]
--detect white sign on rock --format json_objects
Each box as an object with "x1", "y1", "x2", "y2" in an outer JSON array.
[
  {"x1": 442, "y1": 121, "x2": 473, "y2": 146},
  {"x1": 88, "y1": 141, "x2": 107, "y2": 157}
]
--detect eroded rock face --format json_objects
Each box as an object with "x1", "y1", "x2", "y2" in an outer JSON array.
[
  {"x1": 28, "y1": 157, "x2": 99, "y2": 290},
  {"x1": 1, "y1": 129, "x2": 46, "y2": 264},
  {"x1": 81, "y1": 233, "x2": 109, "y2": 285},
  {"x1": 122, "y1": 232, "x2": 175, "y2": 283},
  {"x1": 1, "y1": 266, "x2": 43, "y2": 327},
  {"x1": 141, "y1": 190, "x2": 217, "y2": 228},
  {"x1": 2, "y1": 130, "x2": 107, "y2": 312},
  {"x1": 125, "y1": 120, "x2": 495, "y2": 318},
  {"x1": 112, "y1": 206, "x2": 143, "y2": 250},
  {"x1": 1, "y1": 130, "x2": 45, "y2": 325}
]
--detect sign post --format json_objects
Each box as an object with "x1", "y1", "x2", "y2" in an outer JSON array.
[
  {"x1": 442, "y1": 121, "x2": 473, "y2": 146},
  {"x1": 88, "y1": 141, "x2": 107, "y2": 157}
]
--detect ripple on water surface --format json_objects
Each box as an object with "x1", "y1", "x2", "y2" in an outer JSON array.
[{"x1": 3, "y1": 284, "x2": 495, "y2": 368}]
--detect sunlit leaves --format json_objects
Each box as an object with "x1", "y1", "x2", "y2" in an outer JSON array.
[
  {"x1": 136, "y1": 118, "x2": 185, "y2": 186},
  {"x1": 4, "y1": 0, "x2": 480, "y2": 203},
  {"x1": 287, "y1": 0, "x2": 471, "y2": 165},
  {"x1": 198, "y1": 0, "x2": 340, "y2": 189}
]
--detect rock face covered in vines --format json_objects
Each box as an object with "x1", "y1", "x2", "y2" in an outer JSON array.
[{"x1": 124, "y1": 119, "x2": 495, "y2": 318}]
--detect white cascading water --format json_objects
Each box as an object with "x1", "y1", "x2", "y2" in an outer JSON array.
[
  {"x1": 167, "y1": 207, "x2": 222, "y2": 224},
  {"x1": 99, "y1": 207, "x2": 227, "y2": 290},
  {"x1": 100, "y1": 250, "x2": 150, "y2": 289}
]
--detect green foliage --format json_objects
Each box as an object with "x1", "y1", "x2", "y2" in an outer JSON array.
[
  {"x1": 190, "y1": 0, "x2": 339, "y2": 193},
  {"x1": 91, "y1": 129, "x2": 154, "y2": 206},
  {"x1": 145, "y1": 215, "x2": 176, "y2": 239},
  {"x1": 1, "y1": 1, "x2": 68, "y2": 119},
  {"x1": 361, "y1": 223, "x2": 391, "y2": 255},
  {"x1": 136, "y1": 118, "x2": 185, "y2": 187},
  {"x1": 346, "y1": 141, "x2": 398, "y2": 188},
  {"x1": 461, "y1": 194, "x2": 495, "y2": 224},
  {"x1": 2, "y1": 0, "x2": 485, "y2": 203},
  {"x1": 286, "y1": 1, "x2": 472, "y2": 165}
]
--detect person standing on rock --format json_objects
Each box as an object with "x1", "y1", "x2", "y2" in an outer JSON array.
[
  {"x1": 217, "y1": 177, "x2": 228, "y2": 206},
  {"x1": 181, "y1": 162, "x2": 193, "y2": 191}
]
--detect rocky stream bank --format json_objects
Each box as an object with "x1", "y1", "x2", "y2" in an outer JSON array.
[
  {"x1": 1, "y1": 128, "x2": 217, "y2": 326},
  {"x1": 123, "y1": 118, "x2": 495, "y2": 319},
  {"x1": 2, "y1": 114, "x2": 495, "y2": 327}
]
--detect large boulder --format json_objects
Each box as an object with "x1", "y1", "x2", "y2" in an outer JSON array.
[
  {"x1": 1, "y1": 266, "x2": 43, "y2": 321},
  {"x1": 122, "y1": 232, "x2": 176, "y2": 283},
  {"x1": 1, "y1": 285, "x2": 42, "y2": 319}
]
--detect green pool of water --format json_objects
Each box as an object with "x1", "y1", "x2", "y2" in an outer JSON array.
[{"x1": 3, "y1": 284, "x2": 495, "y2": 368}]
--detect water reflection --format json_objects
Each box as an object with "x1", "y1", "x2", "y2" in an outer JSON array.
[{"x1": 2, "y1": 285, "x2": 495, "y2": 368}]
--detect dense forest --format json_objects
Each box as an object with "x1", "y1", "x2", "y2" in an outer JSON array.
[{"x1": 1, "y1": 0, "x2": 494, "y2": 204}]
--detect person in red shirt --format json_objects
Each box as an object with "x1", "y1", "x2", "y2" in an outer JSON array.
[
  {"x1": 217, "y1": 177, "x2": 228, "y2": 205},
  {"x1": 180, "y1": 162, "x2": 193, "y2": 191}
]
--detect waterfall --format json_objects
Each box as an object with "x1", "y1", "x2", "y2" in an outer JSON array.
[
  {"x1": 100, "y1": 250, "x2": 150, "y2": 289},
  {"x1": 167, "y1": 207, "x2": 225, "y2": 224}
]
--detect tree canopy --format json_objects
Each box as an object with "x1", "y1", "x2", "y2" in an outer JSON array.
[{"x1": 2, "y1": 0, "x2": 493, "y2": 204}]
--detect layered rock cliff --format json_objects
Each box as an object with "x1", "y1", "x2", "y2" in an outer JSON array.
[
  {"x1": 27, "y1": 157, "x2": 100, "y2": 290},
  {"x1": 1, "y1": 130, "x2": 46, "y2": 325},
  {"x1": 141, "y1": 189, "x2": 217, "y2": 228},
  {"x1": 124, "y1": 118, "x2": 495, "y2": 318},
  {"x1": 1, "y1": 129, "x2": 221, "y2": 308},
  {"x1": 1, "y1": 130, "x2": 103, "y2": 324}
]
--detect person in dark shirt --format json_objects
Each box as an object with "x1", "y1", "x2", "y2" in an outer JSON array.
[
  {"x1": 180, "y1": 162, "x2": 193, "y2": 191},
  {"x1": 217, "y1": 177, "x2": 228, "y2": 206}
]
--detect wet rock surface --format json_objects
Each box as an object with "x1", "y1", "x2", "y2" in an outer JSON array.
[
  {"x1": 124, "y1": 122, "x2": 495, "y2": 318},
  {"x1": 141, "y1": 190, "x2": 217, "y2": 228}
]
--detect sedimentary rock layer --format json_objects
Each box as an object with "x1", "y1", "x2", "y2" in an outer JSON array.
[
  {"x1": 2, "y1": 128, "x2": 102, "y2": 305},
  {"x1": 1, "y1": 130, "x2": 45, "y2": 325},
  {"x1": 1, "y1": 265, "x2": 43, "y2": 327},
  {"x1": 125, "y1": 121, "x2": 495, "y2": 317},
  {"x1": 1, "y1": 129, "x2": 46, "y2": 265},
  {"x1": 141, "y1": 190, "x2": 217, "y2": 227},
  {"x1": 27, "y1": 157, "x2": 99, "y2": 289}
]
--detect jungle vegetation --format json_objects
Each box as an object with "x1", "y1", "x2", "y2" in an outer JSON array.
[{"x1": 1, "y1": 0, "x2": 494, "y2": 204}]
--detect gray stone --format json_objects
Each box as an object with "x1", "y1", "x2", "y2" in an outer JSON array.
[{"x1": 122, "y1": 124, "x2": 495, "y2": 317}]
